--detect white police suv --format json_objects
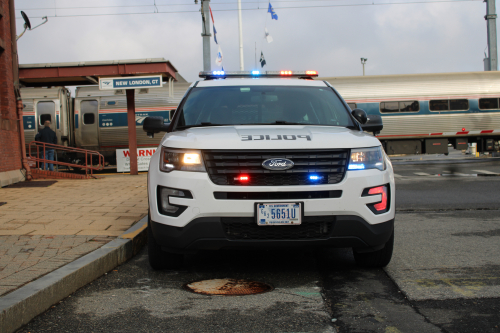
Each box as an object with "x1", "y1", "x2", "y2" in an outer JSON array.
[{"x1": 143, "y1": 70, "x2": 395, "y2": 270}]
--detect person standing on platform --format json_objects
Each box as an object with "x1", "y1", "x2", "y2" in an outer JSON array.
[{"x1": 36, "y1": 120, "x2": 57, "y2": 171}]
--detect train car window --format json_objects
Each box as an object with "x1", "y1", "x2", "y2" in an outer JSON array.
[
  {"x1": 430, "y1": 99, "x2": 469, "y2": 111},
  {"x1": 37, "y1": 101, "x2": 55, "y2": 125},
  {"x1": 479, "y1": 98, "x2": 499, "y2": 110},
  {"x1": 449, "y1": 99, "x2": 469, "y2": 111},
  {"x1": 83, "y1": 113, "x2": 95, "y2": 125},
  {"x1": 39, "y1": 114, "x2": 52, "y2": 125},
  {"x1": 381, "y1": 101, "x2": 419, "y2": 113},
  {"x1": 347, "y1": 103, "x2": 357, "y2": 110},
  {"x1": 380, "y1": 102, "x2": 399, "y2": 113},
  {"x1": 429, "y1": 100, "x2": 449, "y2": 111},
  {"x1": 399, "y1": 101, "x2": 420, "y2": 112}
]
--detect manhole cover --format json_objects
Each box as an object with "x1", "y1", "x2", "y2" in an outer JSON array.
[{"x1": 183, "y1": 278, "x2": 273, "y2": 296}]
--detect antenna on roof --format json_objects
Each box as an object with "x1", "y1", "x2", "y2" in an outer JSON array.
[{"x1": 16, "y1": 11, "x2": 48, "y2": 41}]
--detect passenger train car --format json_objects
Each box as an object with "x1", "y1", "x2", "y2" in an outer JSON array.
[
  {"x1": 321, "y1": 71, "x2": 500, "y2": 154},
  {"x1": 73, "y1": 82, "x2": 190, "y2": 162},
  {"x1": 21, "y1": 87, "x2": 73, "y2": 147},
  {"x1": 21, "y1": 71, "x2": 500, "y2": 162}
]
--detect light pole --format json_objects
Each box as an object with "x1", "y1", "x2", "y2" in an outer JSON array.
[{"x1": 361, "y1": 58, "x2": 367, "y2": 76}]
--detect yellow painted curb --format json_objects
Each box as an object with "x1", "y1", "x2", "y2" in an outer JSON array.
[{"x1": 120, "y1": 223, "x2": 147, "y2": 239}]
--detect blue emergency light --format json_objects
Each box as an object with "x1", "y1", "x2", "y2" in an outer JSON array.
[
  {"x1": 348, "y1": 164, "x2": 366, "y2": 170},
  {"x1": 309, "y1": 175, "x2": 323, "y2": 181}
]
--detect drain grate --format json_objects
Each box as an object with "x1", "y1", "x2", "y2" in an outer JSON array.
[
  {"x1": 183, "y1": 279, "x2": 273, "y2": 296},
  {"x1": 6, "y1": 181, "x2": 57, "y2": 188}
]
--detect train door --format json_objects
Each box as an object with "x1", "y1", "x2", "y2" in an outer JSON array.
[
  {"x1": 80, "y1": 99, "x2": 99, "y2": 148},
  {"x1": 36, "y1": 101, "x2": 56, "y2": 132}
]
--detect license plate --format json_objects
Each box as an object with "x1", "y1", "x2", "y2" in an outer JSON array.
[{"x1": 256, "y1": 203, "x2": 302, "y2": 226}]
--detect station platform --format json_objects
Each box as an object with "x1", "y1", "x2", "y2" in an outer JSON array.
[{"x1": 0, "y1": 174, "x2": 148, "y2": 297}]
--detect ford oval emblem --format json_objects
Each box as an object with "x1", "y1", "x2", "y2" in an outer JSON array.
[{"x1": 262, "y1": 158, "x2": 294, "y2": 171}]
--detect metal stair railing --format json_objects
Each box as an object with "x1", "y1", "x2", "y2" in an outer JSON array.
[{"x1": 28, "y1": 141, "x2": 105, "y2": 178}]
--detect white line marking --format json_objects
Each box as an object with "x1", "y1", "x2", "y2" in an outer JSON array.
[
  {"x1": 393, "y1": 174, "x2": 404, "y2": 178},
  {"x1": 414, "y1": 172, "x2": 432, "y2": 176},
  {"x1": 473, "y1": 170, "x2": 498, "y2": 175}
]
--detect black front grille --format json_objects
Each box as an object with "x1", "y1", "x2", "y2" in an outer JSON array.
[
  {"x1": 222, "y1": 216, "x2": 334, "y2": 240},
  {"x1": 203, "y1": 149, "x2": 348, "y2": 186},
  {"x1": 214, "y1": 190, "x2": 342, "y2": 200}
]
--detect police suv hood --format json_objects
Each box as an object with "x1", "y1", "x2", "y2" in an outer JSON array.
[{"x1": 160, "y1": 126, "x2": 381, "y2": 149}]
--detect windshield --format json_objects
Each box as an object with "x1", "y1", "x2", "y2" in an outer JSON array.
[{"x1": 175, "y1": 85, "x2": 354, "y2": 129}]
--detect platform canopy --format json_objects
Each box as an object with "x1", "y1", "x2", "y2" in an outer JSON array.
[{"x1": 19, "y1": 58, "x2": 177, "y2": 87}]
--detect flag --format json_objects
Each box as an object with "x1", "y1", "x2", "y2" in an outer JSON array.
[
  {"x1": 216, "y1": 45, "x2": 223, "y2": 66},
  {"x1": 209, "y1": 6, "x2": 218, "y2": 44},
  {"x1": 213, "y1": 25, "x2": 218, "y2": 44},
  {"x1": 260, "y1": 51, "x2": 266, "y2": 68},
  {"x1": 268, "y1": 3, "x2": 278, "y2": 20},
  {"x1": 264, "y1": 28, "x2": 273, "y2": 43}
]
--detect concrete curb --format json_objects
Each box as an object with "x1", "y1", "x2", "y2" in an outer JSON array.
[{"x1": 0, "y1": 216, "x2": 148, "y2": 333}]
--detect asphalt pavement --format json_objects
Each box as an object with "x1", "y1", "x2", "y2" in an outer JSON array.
[{"x1": 17, "y1": 159, "x2": 500, "y2": 333}]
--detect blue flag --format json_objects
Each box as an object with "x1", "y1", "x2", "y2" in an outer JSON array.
[{"x1": 268, "y1": 3, "x2": 278, "y2": 20}]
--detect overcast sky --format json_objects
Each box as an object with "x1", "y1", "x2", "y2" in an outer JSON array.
[{"x1": 14, "y1": 0, "x2": 500, "y2": 82}]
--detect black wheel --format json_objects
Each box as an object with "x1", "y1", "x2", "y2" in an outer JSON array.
[
  {"x1": 353, "y1": 232, "x2": 394, "y2": 268},
  {"x1": 147, "y1": 215, "x2": 183, "y2": 270}
]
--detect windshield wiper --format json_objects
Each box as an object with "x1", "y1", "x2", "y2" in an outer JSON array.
[
  {"x1": 175, "y1": 122, "x2": 224, "y2": 130},
  {"x1": 272, "y1": 120, "x2": 303, "y2": 125}
]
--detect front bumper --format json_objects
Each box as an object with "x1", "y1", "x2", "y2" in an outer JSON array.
[
  {"x1": 148, "y1": 151, "x2": 396, "y2": 251},
  {"x1": 150, "y1": 216, "x2": 394, "y2": 252}
]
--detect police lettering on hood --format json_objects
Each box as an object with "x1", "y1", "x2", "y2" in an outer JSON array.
[{"x1": 241, "y1": 134, "x2": 311, "y2": 141}]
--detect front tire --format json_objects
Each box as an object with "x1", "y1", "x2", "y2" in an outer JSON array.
[
  {"x1": 147, "y1": 215, "x2": 183, "y2": 270},
  {"x1": 353, "y1": 232, "x2": 394, "y2": 268}
]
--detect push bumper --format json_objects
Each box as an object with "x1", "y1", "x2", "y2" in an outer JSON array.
[{"x1": 150, "y1": 215, "x2": 394, "y2": 253}]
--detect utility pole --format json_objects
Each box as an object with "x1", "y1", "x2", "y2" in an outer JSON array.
[
  {"x1": 200, "y1": 0, "x2": 211, "y2": 71},
  {"x1": 485, "y1": 0, "x2": 498, "y2": 71},
  {"x1": 361, "y1": 58, "x2": 367, "y2": 76},
  {"x1": 238, "y1": 0, "x2": 244, "y2": 70}
]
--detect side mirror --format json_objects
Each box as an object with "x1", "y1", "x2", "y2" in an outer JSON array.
[
  {"x1": 362, "y1": 114, "x2": 383, "y2": 135},
  {"x1": 143, "y1": 116, "x2": 170, "y2": 138},
  {"x1": 351, "y1": 109, "x2": 368, "y2": 125}
]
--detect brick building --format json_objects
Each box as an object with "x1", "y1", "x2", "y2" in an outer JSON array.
[{"x1": 0, "y1": 0, "x2": 27, "y2": 186}]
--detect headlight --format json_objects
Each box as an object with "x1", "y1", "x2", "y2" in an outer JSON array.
[
  {"x1": 348, "y1": 146, "x2": 386, "y2": 171},
  {"x1": 160, "y1": 147, "x2": 206, "y2": 173}
]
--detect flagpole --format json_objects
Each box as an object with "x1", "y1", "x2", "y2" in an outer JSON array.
[{"x1": 238, "y1": 0, "x2": 244, "y2": 70}]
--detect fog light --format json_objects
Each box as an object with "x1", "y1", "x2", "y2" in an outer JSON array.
[{"x1": 157, "y1": 186, "x2": 193, "y2": 217}]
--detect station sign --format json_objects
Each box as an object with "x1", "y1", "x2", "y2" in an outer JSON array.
[
  {"x1": 99, "y1": 75, "x2": 162, "y2": 90},
  {"x1": 116, "y1": 147, "x2": 157, "y2": 172}
]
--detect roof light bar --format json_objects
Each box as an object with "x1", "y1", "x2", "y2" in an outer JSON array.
[{"x1": 199, "y1": 70, "x2": 319, "y2": 79}]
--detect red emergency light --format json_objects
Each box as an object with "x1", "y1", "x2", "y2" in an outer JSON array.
[{"x1": 234, "y1": 175, "x2": 250, "y2": 182}]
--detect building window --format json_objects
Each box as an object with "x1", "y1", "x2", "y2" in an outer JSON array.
[
  {"x1": 83, "y1": 113, "x2": 95, "y2": 125},
  {"x1": 380, "y1": 101, "x2": 419, "y2": 113},
  {"x1": 429, "y1": 99, "x2": 469, "y2": 111},
  {"x1": 479, "y1": 98, "x2": 499, "y2": 110}
]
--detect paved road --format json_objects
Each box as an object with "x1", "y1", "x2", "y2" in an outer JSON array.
[{"x1": 19, "y1": 161, "x2": 500, "y2": 333}]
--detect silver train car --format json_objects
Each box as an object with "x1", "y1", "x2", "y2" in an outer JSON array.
[
  {"x1": 73, "y1": 82, "x2": 191, "y2": 162},
  {"x1": 21, "y1": 87, "x2": 73, "y2": 147},
  {"x1": 21, "y1": 71, "x2": 500, "y2": 159},
  {"x1": 321, "y1": 71, "x2": 500, "y2": 154}
]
